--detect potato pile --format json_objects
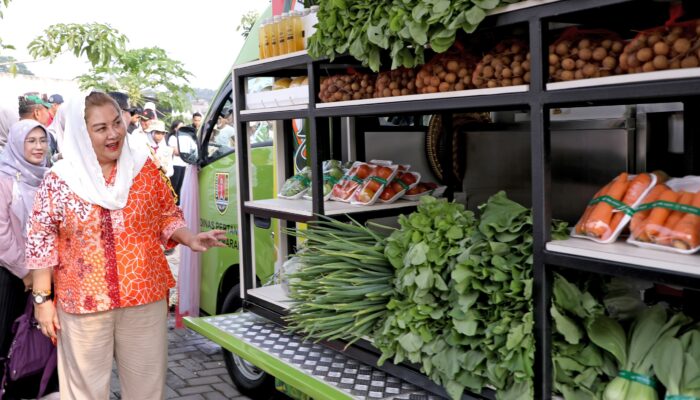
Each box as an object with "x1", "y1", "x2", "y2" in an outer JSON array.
[
  {"x1": 374, "y1": 68, "x2": 417, "y2": 98},
  {"x1": 319, "y1": 73, "x2": 376, "y2": 102},
  {"x1": 549, "y1": 36, "x2": 625, "y2": 81},
  {"x1": 472, "y1": 41, "x2": 531, "y2": 88},
  {"x1": 620, "y1": 22, "x2": 700, "y2": 73},
  {"x1": 415, "y1": 55, "x2": 474, "y2": 94}
]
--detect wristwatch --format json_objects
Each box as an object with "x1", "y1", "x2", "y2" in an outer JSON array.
[{"x1": 32, "y1": 290, "x2": 51, "y2": 305}]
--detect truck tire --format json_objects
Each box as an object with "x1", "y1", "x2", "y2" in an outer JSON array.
[{"x1": 221, "y1": 284, "x2": 276, "y2": 399}]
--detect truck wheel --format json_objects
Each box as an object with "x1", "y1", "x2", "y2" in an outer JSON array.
[{"x1": 221, "y1": 284, "x2": 276, "y2": 399}]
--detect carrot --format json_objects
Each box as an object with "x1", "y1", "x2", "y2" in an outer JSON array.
[
  {"x1": 644, "y1": 189, "x2": 681, "y2": 243},
  {"x1": 584, "y1": 173, "x2": 630, "y2": 239},
  {"x1": 575, "y1": 183, "x2": 611, "y2": 235},
  {"x1": 609, "y1": 173, "x2": 652, "y2": 235},
  {"x1": 656, "y1": 191, "x2": 693, "y2": 245},
  {"x1": 671, "y1": 191, "x2": 700, "y2": 250},
  {"x1": 630, "y1": 184, "x2": 669, "y2": 241}
]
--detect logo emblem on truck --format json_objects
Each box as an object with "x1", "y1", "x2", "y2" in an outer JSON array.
[{"x1": 215, "y1": 172, "x2": 229, "y2": 214}]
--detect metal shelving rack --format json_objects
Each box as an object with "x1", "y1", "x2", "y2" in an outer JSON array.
[{"x1": 230, "y1": 0, "x2": 700, "y2": 398}]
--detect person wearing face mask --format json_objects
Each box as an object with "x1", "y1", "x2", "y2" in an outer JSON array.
[
  {"x1": 25, "y1": 92, "x2": 226, "y2": 399},
  {"x1": 0, "y1": 120, "x2": 56, "y2": 399}
]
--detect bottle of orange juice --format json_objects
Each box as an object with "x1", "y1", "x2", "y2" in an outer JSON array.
[
  {"x1": 258, "y1": 19, "x2": 267, "y2": 59},
  {"x1": 292, "y1": 11, "x2": 303, "y2": 51},
  {"x1": 270, "y1": 16, "x2": 281, "y2": 57},
  {"x1": 263, "y1": 18, "x2": 274, "y2": 58},
  {"x1": 278, "y1": 13, "x2": 289, "y2": 55}
]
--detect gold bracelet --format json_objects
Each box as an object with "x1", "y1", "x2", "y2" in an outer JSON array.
[{"x1": 32, "y1": 289, "x2": 51, "y2": 297}]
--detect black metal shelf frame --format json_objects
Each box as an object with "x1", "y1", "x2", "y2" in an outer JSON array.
[{"x1": 231, "y1": 1, "x2": 700, "y2": 399}]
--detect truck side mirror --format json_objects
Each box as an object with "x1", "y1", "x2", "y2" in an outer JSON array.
[{"x1": 177, "y1": 126, "x2": 199, "y2": 164}]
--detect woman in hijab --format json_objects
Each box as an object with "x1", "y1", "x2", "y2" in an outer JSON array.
[
  {"x1": 25, "y1": 92, "x2": 226, "y2": 399},
  {"x1": 0, "y1": 107, "x2": 19, "y2": 154},
  {"x1": 0, "y1": 119, "x2": 50, "y2": 398}
]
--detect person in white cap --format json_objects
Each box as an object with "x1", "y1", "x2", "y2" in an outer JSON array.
[{"x1": 146, "y1": 120, "x2": 174, "y2": 178}]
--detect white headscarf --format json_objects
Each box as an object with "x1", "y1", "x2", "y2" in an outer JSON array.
[{"x1": 51, "y1": 93, "x2": 149, "y2": 210}]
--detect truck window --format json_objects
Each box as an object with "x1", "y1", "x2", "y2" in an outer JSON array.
[{"x1": 207, "y1": 97, "x2": 236, "y2": 161}]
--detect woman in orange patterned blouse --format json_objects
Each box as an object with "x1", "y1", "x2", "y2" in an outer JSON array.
[{"x1": 26, "y1": 92, "x2": 226, "y2": 399}]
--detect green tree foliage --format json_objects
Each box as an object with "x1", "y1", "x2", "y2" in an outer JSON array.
[
  {"x1": 77, "y1": 47, "x2": 194, "y2": 113},
  {"x1": 236, "y1": 10, "x2": 259, "y2": 39},
  {"x1": 0, "y1": 56, "x2": 33, "y2": 75},
  {"x1": 28, "y1": 23, "x2": 127, "y2": 67},
  {"x1": 0, "y1": 0, "x2": 14, "y2": 54},
  {"x1": 28, "y1": 23, "x2": 194, "y2": 112}
]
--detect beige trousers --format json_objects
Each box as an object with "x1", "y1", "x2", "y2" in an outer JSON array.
[{"x1": 57, "y1": 299, "x2": 168, "y2": 400}]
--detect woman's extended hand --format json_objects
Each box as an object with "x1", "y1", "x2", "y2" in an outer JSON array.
[
  {"x1": 187, "y1": 229, "x2": 228, "y2": 252},
  {"x1": 35, "y1": 301, "x2": 60, "y2": 341}
]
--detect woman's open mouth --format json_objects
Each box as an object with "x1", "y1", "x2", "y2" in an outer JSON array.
[{"x1": 106, "y1": 141, "x2": 121, "y2": 151}]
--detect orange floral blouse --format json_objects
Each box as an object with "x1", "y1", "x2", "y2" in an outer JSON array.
[{"x1": 26, "y1": 160, "x2": 185, "y2": 314}]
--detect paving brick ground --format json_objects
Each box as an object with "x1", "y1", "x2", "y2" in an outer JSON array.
[{"x1": 109, "y1": 313, "x2": 255, "y2": 400}]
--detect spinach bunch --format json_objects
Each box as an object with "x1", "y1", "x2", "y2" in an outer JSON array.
[
  {"x1": 376, "y1": 196, "x2": 478, "y2": 390},
  {"x1": 308, "y1": 0, "x2": 522, "y2": 71},
  {"x1": 448, "y1": 191, "x2": 569, "y2": 400},
  {"x1": 551, "y1": 273, "x2": 617, "y2": 400}
]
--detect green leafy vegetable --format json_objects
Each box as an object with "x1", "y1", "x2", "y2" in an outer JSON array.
[
  {"x1": 653, "y1": 330, "x2": 700, "y2": 398},
  {"x1": 307, "y1": 0, "x2": 522, "y2": 71}
]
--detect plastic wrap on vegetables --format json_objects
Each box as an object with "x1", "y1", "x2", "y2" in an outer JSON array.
[{"x1": 279, "y1": 166, "x2": 311, "y2": 199}]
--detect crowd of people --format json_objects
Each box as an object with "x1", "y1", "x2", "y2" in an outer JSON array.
[{"x1": 0, "y1": 90, "x2": 223, "y2": 399}]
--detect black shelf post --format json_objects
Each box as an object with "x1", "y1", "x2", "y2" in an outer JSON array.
[
  {"x1": 234, "y1": 69, "x2": 256, "y2": 297},
  {"x1": 529, "y1": 14, "x2": 553, "y2": 400}
]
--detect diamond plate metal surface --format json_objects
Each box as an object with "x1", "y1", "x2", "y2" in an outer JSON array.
[{"x1": 204, "y1": 312, "x2": 445, "y2": 400}]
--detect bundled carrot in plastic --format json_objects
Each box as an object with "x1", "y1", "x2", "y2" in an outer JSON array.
[
  {"x1": 671, "y1": 191, "x2": 700, "y2": 250},
  {"x1": 574, "y1": 172, "x2": 657, "y2": 243},
  {"x1": 642, "y1": 189, "x2": 682, "y2": 242},
  {"x1": 656, "y1": 191, "x2": 694, "y2": 245},
  {"x1": 629, "y1": 184, "x2": 669, "y2": 241}
]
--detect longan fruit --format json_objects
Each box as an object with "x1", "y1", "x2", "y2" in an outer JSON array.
[
  {"x1": 549, "y1": 65, "x2": 557, "y2": 75},
  {"x1": 446, "y1": 60, "x2": 459, "y2": 72},
  {"x1": 642, "y1": 61, "x2": 655, "y2": 73},
  {"x1": 426, "y1": 85, "x2": 438, "y2": 93},
  {"x1": 523, "y1": 71, "x2": 531, "y2": 83},
  {"x1": 574, "y1": 70, "x2": 584, "y2": 80},
  {"x1": 648, "y1": 35, "x2": 662, "y2": 45},
  {"x1": 512, "y1": 66, "x2": 523, "y2": 77},
  {"x1": 562, "y1": 58, "x2": 576, "y2": 70},
  {"x1": 602, "y1": 56, "x2": 617, "y2": 69},
  {"x1": 654, "y1": 42, "x2": 670, "y2": 56},
  {"x1": 457, "y1": 68, "x2": 469, "y2": 78},
  {"x1": 415, "y1": 79, "x2": 424, "y2": 89},
  {"x1": 576, "y1": 59, "x2": 586, "y2": 69},
  {"x1": 522, "y1": 60, "x2": 531, "y2": 71},
  {"x1": 401, "y1": 88, "x2": 409, "y2": 96},
  {"x1": 392, "y1": 88, "x2": 401, "y2": 96},
  {"x1": 512, "y1": 77, "x2": 524, "y2": 85},
  {"x1": 430, "y1": 76, "x2": 440, "y2": 87},
  {"x1": 407, "y1": 81, "x2": 415, "y2": 90},
  {"x1": 502, "y1": 68, "x2": 513, "y2": 78},
  {"x1": 443, "y1": 72, "x2": 456, "y2": 83},
  {"x1": 501, "y1": 78, "x2": 513, "y2": 87},
  {"x1": 487, "y1": 80, "x2": 498, "y2": 88},
  {"x1": 462, "y1": 75, "x2": 470, "y2": 84},
  {"x1": 670, "y1": 59, "x2": 681, "y2": 69},
  {"x1": 455, "y1": 82, "x2": 465, "y2": 91},
  {"x1": 482, "y1": 65, "x2": 495, "y2": 78},
  {"x1": 549, "y1": 53, "x2": 560, "y2": 65},
  {"x1": 612, "y1": 41, "x2": 624, "y2": 53},
  {"x1": 652, "y1": 55, "x2": 669, "y2": 70},
  {"x1": 627, "y1": 54, "x2": 641, "y2": 68},
  {"x1": 578, "y1": 39, "x2": 591, "y2": 49},
  {"x1": 578, "y1": 48, "x2": 593, "y2": 61},
  {"x1": 674, "y1": 38, "x2": 691, "y2": 54},
  {"x1": 636, "y1": 48, "x2": 653, "y2": 62},
  {"x1": 593, "y1": 47, "x2": 608, "y2": 61},
  {"x1": 561, "y1": 70, "x2": 574, "y2": 81},
  {"x1": 556, "y1": 42, "x2": 569, "y2": 56},
  {"x1": 602, "y1": 39, "x2": 613, "y2": 49},
  {"x1": 582, "y1": 63, "x2": 597, "y2": 77},
  {"x1": 341, "y1": 93, "x2": 351, "y2": 101},
  {"x1": 681, "y1": 55, "x2": 699, "y2": 68}
]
